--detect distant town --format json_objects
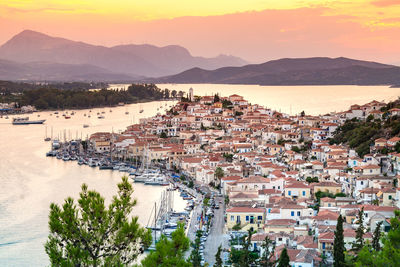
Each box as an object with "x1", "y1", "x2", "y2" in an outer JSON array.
[{"x1": 54, "y1": 88, "x2": 400, "y2": 266}]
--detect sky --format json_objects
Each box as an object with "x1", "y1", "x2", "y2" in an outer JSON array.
[{"x1": 0, "y1": 0, "x2": 400, "y2": 64}]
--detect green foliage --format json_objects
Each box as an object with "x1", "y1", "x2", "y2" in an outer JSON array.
[
  {"x1": 352, "y1": 208, "x2": 365, "y2": 253},
  {"x1": 260, "y1": 236, "x2": 275, "y2": 267},
  {"x1": 315, "y1": 191, "x2": 346, "y2": 202},
  {"x1": 215, "y1": 245, "x2": 223, "y2": 267},
  {"x1": 334, "y1": 215, "x2": 345, "y2": 267},
  {"x1": 277, "y1": 247, "x2": 290, "y2": 267},
  {"x1": 373, "y1": 221, "x2": 383, "y2": 251},
  {"x1": 222, "y1": 99, "x2": 233, "y2": 109},
  {"x1": 215, "y1": 167, "x2": 224, "y2": 181},
  {"x1": 355, "y1": 210, "x2": 400, "y2": 266},
  {"x1": 141, "y1": 224, "x2": 191, "y2": 267},
  {"x1": 160, "y1": 132, "x2": 168, "y2": 138},
  {"x1": 330, "y1": 119, "x2": 381, "y2": 157},
  {"x1": 291, "y1": 146, "x2": 301, "y2": 153},
  {"x1": 190, "y1": 230, "x2": 203, "y2": 267},
  {"x1": 45, "y1": 176, "x2": 152, "y2": 266},
  {"x1": 18, "y1": 83, "x2": 181, "y2": 110},
  {"x1": 214, "y1": 94, "x2": 220, "y2": 103},
  {"x1": 223, "y1": 153, "x2": 234, "y2": 162},
  {"x1": 232, "y1": 222, "x2": 242, "y2": 231},
  {"x1": 306, "y1": 177, "x2": 319, "y2": 184},
  {"x1": 234, "y1": 111, "x2": 244, "y2": 117}
]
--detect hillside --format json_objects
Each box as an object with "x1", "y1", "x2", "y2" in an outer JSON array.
[
  {"x1": 330, "y1": 100, "x2": 400, "y2": 157},
  {"x1": 155, "y1": 57, "x2": 400, "y2": 85},
  {"x1": 0, "y1": 30, "x2": 247, "y2": 79},
  {"x1": 0, "y1": 59, "x2": 134, "y2": 81}
]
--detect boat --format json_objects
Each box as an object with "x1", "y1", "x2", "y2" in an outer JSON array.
[
  {"x1": 12, "y1": 117, "x2": 45, "y2": 125},
  {"x1": 98, "y1": 115, "x2": 105, "y2": 119},
  {"x1": 65, "y1": 116, "x2": 71, "y2": 119},
  {"x1": 83, "y1": 124, "x2": 89, "y2": 128},
  {"x1": 46, "y1": 151, "x2": 57, "y2": 157},
  {"x1": 62, "y1": 154, "x2": 70, "y2": 161}
]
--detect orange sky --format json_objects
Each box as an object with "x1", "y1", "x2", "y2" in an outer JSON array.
[{"x1": 1, "y1": 0, "x2": 400, "y2": 64}]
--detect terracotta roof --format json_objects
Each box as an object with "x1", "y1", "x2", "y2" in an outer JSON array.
[{"x1": 226, "y1": 207, "x2": 265, "y2": 213}]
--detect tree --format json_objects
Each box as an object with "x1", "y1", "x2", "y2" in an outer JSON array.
[
  {"x1": 277, "y1": 247, "x2": 290, "y2": 267},
  {"x1": 352, "y1": 207, "x2": 365, "y2": 253},
  {"x1": 215, "y1": 244, "x2": 223, "y2": 267},
  {"x1": 238, "y1": 229, "x2": 257, "y2": 267},
  {"x1": 160, "y1": 132, "x2": 168, "y2": 138},
  {"x1": 300, "y1": 110, "x2": 305, "y2": 117},
  {"x1": 260, "y1": 236, "x2": 275, "y2": 267},
  {"x1": 214, "y1": 94, "x2": 220, "y2": 103},
  {"x1": 372, "y1": 221, "x2": 383, "y2": 251},
  {"x1": 355, "y1": 210, "x2": 400, "y2": 266},
  {"x1": 215, "y1": 167, "x2": 224, "y2": 183},
  {"x1": 45, "y1": 176, "x2": 152, "y2": 266},
  {"x1": 334, "y1": 215, "x2": 345, "y2": 267},
  {"x1": 190, "y1": 230, "x2": 203, "y2": 267},
  {"x1": 141, "y1": 224, "x2": 191, "y2": 267}
]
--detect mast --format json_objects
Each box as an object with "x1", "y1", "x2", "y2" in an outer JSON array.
[{"x1": 154, "y1": 202, "x2": 157, "y2": 243}]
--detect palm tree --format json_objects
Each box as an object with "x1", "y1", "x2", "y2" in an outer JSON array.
[{"x1": 215, "y1": 167, "x2": 224, "y2": 184}]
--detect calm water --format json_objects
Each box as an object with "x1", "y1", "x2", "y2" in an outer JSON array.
[
  {"x1": 157, "y1": 84, "x2": 400, "y2": 115},
  {"x1": 1, "y1": 84, "x2": 400, "y2": 266},
  {"x1": 0, "y1": 101, "x2": 185, "y2": 266}
]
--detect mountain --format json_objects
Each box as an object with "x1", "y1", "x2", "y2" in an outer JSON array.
[
  {"x1": 155, "y1": 57, "x2": 400, "y2": 85},
  {"x1": 0, "y1": 30, "x2": 247, "y2": 79},
  {"x1": 0, "y1": 59, "x2": 134, "y2": 81}
]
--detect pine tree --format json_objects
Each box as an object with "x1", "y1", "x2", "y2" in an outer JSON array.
[
  {"x1": 215, "y1": 244, "x2": 223, "y2": 267},
  {"x1": 260, "y1": 236, "x2": 275, "y2": 267},
  {"x1": 372, "y1": 221, "x2": 383, "y2": 251},
  {"x1": 352, "y1": 207, "x2": 365, "y2": 252},
  {"x1": 277, "y1": 247, "x2": 290, "y2": 267},
  {"x1": 333, "y1": 215, "x2": 345, "y2": 267},
  {"x1": 239, "y1": 229, "x2": 253, "y2": 267}
]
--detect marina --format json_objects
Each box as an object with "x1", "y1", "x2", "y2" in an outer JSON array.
[{"x1": 2, "y1": 84, "x2": 400, "y2": 266}]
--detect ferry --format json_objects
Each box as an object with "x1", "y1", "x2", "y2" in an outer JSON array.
[{"x1": 12, "y1": 117, "x2": 46, "y2": 125}]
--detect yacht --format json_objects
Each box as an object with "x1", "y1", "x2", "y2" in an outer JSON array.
[{"x1": 12, "y1": 117, "x2": 45, "y2": 125}]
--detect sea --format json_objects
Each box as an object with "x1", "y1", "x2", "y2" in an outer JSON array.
[{"x1": 1, "y1": 84, "x2": 400, "y2": 266}]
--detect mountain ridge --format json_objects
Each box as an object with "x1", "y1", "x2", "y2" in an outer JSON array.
[
  {"x1": 0, "y1": 30, "x2": 247, "y2": 79},
  {"x1": 153, "y1": 57, "x2": 400, "y2": 85}
]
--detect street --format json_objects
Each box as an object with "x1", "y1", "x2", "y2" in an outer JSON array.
[{"x1": 204, "y1": 196, "x2": 230, "y2": 266}]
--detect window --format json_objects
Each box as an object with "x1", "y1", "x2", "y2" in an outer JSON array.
[
  {"x1": 268, "y1": 208, "x2": 271, "y2": 213},
  {"x1": 258, "y1": 216, "x2": 263, "y2": 221},
  {"x1": 246, "y1": 216, "x2": 249, "y2": 222},
  {"x1": 297, "y1": 211, "x2": 301, "y2": 216},
  {"x1": 278, "y1": 186, "x2": 281, "y2": 189},
  {"x1": 302, "y1": 191, "x2": 306, "y2": 196},
  {"x1": 361, "y1": 181, "x2": 364, "y2": 185},
  {"x1": 288, "y1": 191, "x2": 291, "y2": 196},
  {"x1": 278, "y1": 237, "x2": 282, "y2": 241},
  {"x1": 389, "y1": 195, "x2": 393, "y2": 200},
  {"x1": 291, "y1": 211, "x2": 294, "y2": 216},
  {"x1": 231, "y1": 216, "x2": 234, "y2": 221}
]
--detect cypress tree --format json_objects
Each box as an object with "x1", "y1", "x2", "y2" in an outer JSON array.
[
  {"x1": 215, "y1": 245, "x2": 223, "y2": 267},
  {"x1": 333, "y1": 215, "x2": 345, "y2": 267},
  {"x1": 277, "y1": 247, "x2": 290, "y2": 267},
  {"x1": 352, "y1": 207, "x2": 365, "y2": 252},
  {"x1": 372, "y1": 221, "x2": 383, "y2": 251}
]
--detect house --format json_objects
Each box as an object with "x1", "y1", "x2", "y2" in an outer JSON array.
[
  {"x1": 312, "y1": 182, "x2": 342, "y2": 196},
  {"x1": 285, "y1": 182, "x2": 311, "y2": 199},
  {"x1": 226, "y1": 207, "x2": 265, "y2": 231}
]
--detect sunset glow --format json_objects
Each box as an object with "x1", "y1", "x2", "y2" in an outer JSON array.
[{"x1": 1, "y1": 0, "x2": 400, "y2": 63}]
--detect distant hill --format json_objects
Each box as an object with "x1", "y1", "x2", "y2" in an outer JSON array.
[
  {"x1": 0, "y1": 59, "x2": 134, "y2": 82},
  {"x1": 155, "y1": 57, "x2": 400, "y2": 85},
  {"x1": 0, "y1": 30, "x2": 247, "y2": 80}
]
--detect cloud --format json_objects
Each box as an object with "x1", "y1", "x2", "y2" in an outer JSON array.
[
  {"x1": 0, "y1": 5, "x2": 92, "y2": 14},
  {"x1": 371, "y1": 0, "x2": 400, "y2": 7}
]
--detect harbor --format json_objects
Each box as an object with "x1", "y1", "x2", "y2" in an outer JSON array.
[{"x1": 0, "y1": 100, "x2": 185, "y2": 266}]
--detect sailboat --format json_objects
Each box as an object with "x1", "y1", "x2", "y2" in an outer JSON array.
[
  {"x1": 44, "y1": 126, "x2": 51, "y2": 141},
  {"x1": 139, "y1": 104, "x2": 144, "y2": 113}
]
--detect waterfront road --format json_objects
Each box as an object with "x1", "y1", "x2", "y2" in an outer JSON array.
[{"x1": 204, "y1": 196, "x2": 229, "y2": 266}]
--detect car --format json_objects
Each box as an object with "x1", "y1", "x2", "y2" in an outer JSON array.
[{"x1": 215, "y1": 204, "x2": 220, "y2": 209}]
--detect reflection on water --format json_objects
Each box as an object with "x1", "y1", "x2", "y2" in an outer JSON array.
[{"x1": 0, "y1": 101, "x2": 184, "y2": 266}]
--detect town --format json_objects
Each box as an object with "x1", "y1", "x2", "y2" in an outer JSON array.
[{"x1": 52, "y1": 89, "x2": 400, "y2": 266}]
